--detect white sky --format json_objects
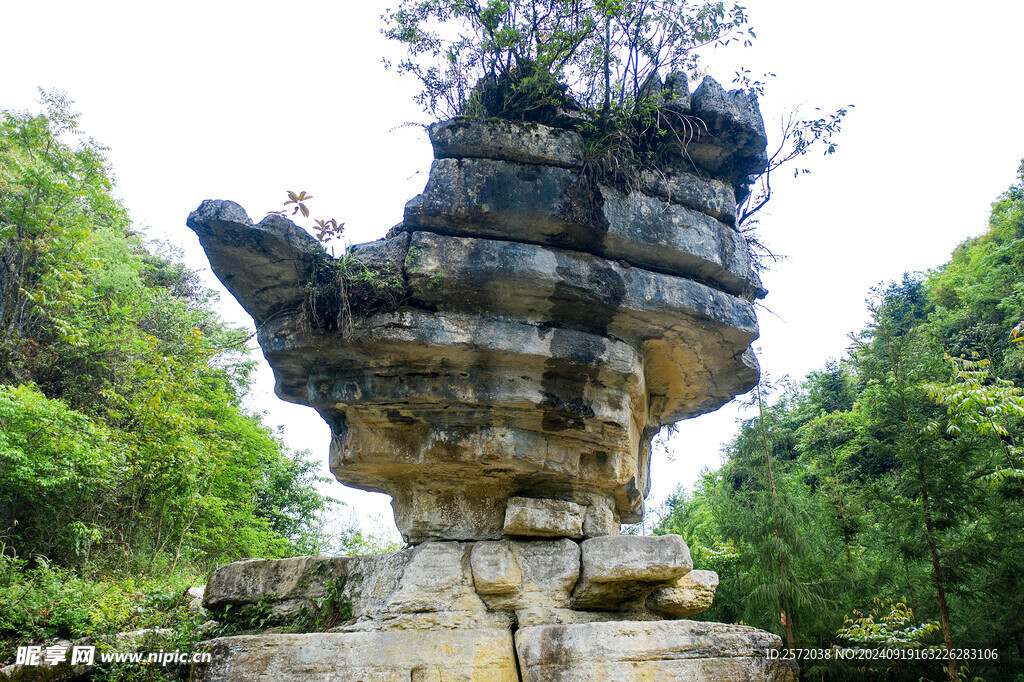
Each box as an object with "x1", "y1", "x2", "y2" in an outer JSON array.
[{"x1": 4, "y1": 0, "x2": 1024, "y2": 542}]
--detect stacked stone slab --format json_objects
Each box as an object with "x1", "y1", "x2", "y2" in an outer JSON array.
[
  {"x1": 197, "y1": 535, "x2": 795, "y2": 680},
  {"x1": 187, "y1": 75, "x2": 796, "y2": 680}
]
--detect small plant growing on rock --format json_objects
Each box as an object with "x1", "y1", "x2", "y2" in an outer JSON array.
[
  {"x1": 265, "y1": 191, "x2": 407, "y2": 333},
  {"x1": 313, "y1": 575, "x2": 355, "y2": 630},
  {"x1": 215, "y1": 599, "x2": 275, "y2": 636},
  {"x1": 268, "y1": 190, "x2": 346, "y2": 245},
  {"x1": 302, "y1": 251, "x2": 409, "y2": 335}
]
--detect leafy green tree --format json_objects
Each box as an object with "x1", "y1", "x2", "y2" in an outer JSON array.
[
  {"x1": 381, "y1": 0, "x2": 752, "y2": 118},
  {"x1": 0, "y1": 93, "x2": 335, "y2": 572},
  {"x1": 0, "y1": 384, "x2": 120, "y2": 564},
  {"x1": 654, "y1": 161, "x2": 1024, "y2": 675},
  {"x1": 0, "y1": 90, "x2": 129, "y2": 381},
  {"x1": 853, "y1": 282, "x2": 971, "y2": 682}
]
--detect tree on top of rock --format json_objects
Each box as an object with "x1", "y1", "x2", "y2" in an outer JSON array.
[{"x1": 381, "y1": 0, "x2": 753, "y2": 119}]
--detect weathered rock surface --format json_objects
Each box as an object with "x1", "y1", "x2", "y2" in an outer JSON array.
[
  {"x1": 185, "y1": 585, "x2": 206, "y2": 612},
  {"x1": 203, "y1": 543, "x2": 515, "y2": 631},
  {"x1": 403, "y1": 157, "x2": 755, "y2": 295},
  {"x1": 647, "y1": 569, "x2": 720, "y2": 618},
  {"x1": 503, "y1": 497, "x2": 584, "y2": 538},
  {"x1": 474, "y1": 539, "x2": 581, "y2": 614},
  {"x1": 185, "y1": 200, "x2": 323, "y2": 321},
  {"x1": 662, "y1": 71, "x2": 691, "y2": 114},
  {"x1": 347, "y1": 231, "x2": 408, "y2": 273},
  {"x1": 374, "y1": 542, "x2": 502, "y2": 630},
  {"x1": 193, "y1": 630, "x2": 518, "y2": 681},
  {"x1": 581, "y1": 501, "x2": 618, "y2": 538},
  {"x1": 189, "y1": 90, "x2": 766, "y2": 542},
  {"x1": 515, "y1": 620, "x2": 797, "y2": 681},
  {"x1": 430, "y1": 117, "x2": 584, "y2": 168},
  {"x1": 405, "y1": 231, "x2": 759, "y2": 424},
  {"x1": 203, "y1": 540, "x2": 581, "y2": 626},
  {"x1": 572, "y1": 534, "x2": 692, "y2": 609},
  {"x1": 638, "y1": 166, "x2": 737, "y2": 225},
  {"x1": 470, "y1": 541, "x2": 522, "y2": 594},
  {"x1": 203, "y1": 553, "x2": 409, "y2": 622},
  {"x1": 689, "y1": 76, "x2": 769, "y2": 197}
]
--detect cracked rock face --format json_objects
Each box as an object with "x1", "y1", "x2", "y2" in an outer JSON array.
[
  {"x1": 187, "y1": 79, "x2": 764, "y2": 545},
  {"x1": 198, "y1": 539, "x2": 794, "y2": 681}
]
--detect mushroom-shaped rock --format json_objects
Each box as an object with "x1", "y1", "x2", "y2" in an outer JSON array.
[{"x1": 186, "y1": 86, "x2": 766, "y2": 545}]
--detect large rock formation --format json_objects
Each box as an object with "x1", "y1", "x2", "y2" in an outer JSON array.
[{"x1": 187, "y1": 75, "x2": 795, "y2": 680}]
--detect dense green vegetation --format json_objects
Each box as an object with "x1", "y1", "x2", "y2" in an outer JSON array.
[
  {"x1": 382, "y1": 0, "x2": 754, "y2": 118},
  {"x1": 0, "y1": 93, "x2": 343, "y2": 669},
  {"x1": 655, "y1": 162, "x2": 1024, "y2": 680}
]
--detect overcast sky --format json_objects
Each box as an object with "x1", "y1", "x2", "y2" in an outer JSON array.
[{"x1": 4, "y1": 0, "x2": 1024, "y2": 541}]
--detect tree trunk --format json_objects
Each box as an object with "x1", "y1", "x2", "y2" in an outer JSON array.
[
  {"x1": 916, "y1": 458, "x2": 957, "y2": 682},
  {"x1": 758, "y1": 386, "x2": 795, "y2": 650}
]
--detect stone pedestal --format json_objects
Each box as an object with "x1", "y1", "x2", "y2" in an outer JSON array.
[{"x1": 195, "y1": 537, "x2": 797, "y2": 681}]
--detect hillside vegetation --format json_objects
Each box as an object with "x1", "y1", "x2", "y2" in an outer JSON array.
[
  {"x1": 655, "y1": 162, "x2": 1024, "y2": 680},
  {"x1": 0, "y1": 93, "x2": 338, "y2": 668}
]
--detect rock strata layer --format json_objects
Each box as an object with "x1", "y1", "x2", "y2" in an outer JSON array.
[
  {"x1": 516, "y1": 620, "x2": 797, "y2": 681},
  {"x1": 195, "y1": 630, "x2": 519, "y2": 682}
]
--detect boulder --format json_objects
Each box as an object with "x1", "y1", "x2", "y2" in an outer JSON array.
[
  {"x1": 193, "y1": 630, "x2": 518, "y2": 682},
  {"x1": 184, "y1": 80, "x2": 787, "y2": 677},
  {"x1": 347, "y1": 232, "x2": 409, "y2": 273},
  {"x1": 470, "y1": 542, "x2": 522, "y2": 595},
  {"x1": 473, "y1": 539, "x2": 581, "y2": 614},
  {"x1": 381, "y1": 542, "x2": 485, "y2": 615},
  {"x1": 429, "y1": 118, "x2": 584, "y2": 168},
  {"x1": 184, "y1": 586, "x2": 206, "y2": 612},
  {"x1": 581, "y1": 501, "x2": 618, "y2": 537},
  {"x1": 515, "y1": 620, "x2": 798, "y2": 681},
  {"x1": 503, "y1": 497, "x2": 585, "y2": 538},
  {"x1": 647, "y1": 569, "x2": 720, "y2": 618},
  {"x1": 572, "y1": 534, "x2": 692, "y2": 609},
  {"x1": 202, "y1": 554, "x2": 410, "y2": 621}
]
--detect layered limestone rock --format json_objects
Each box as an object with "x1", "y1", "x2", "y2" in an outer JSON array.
[
  {"x1": 187, "y1": 77, "x2": 763, "y2": 544},
  {"x1": 195, "y1": 535, "x2": 796, "y2": 680},
  {"x1": 647, "y1": 569, "x2": 722, "y2": 618},
  {"x1": 196, "y1": 630, "x2": 519, "y2": 682},
  {"x1": 516, "y1": 621, "x2": 796, "y2": 681},
  {"x1": 187, "y1": 74, "x2": 793, "y2": 680},
  {"x1": 201, "y1": 536, "x2": 724, "y2": 632}
]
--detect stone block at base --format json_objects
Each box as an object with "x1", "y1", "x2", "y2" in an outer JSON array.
[
  {"x1": 192, "y1": 630, "x2": 518, "y2": 681},
  {"x1": 515, "y1": 620, "x2": 797, "y2": 681}
]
